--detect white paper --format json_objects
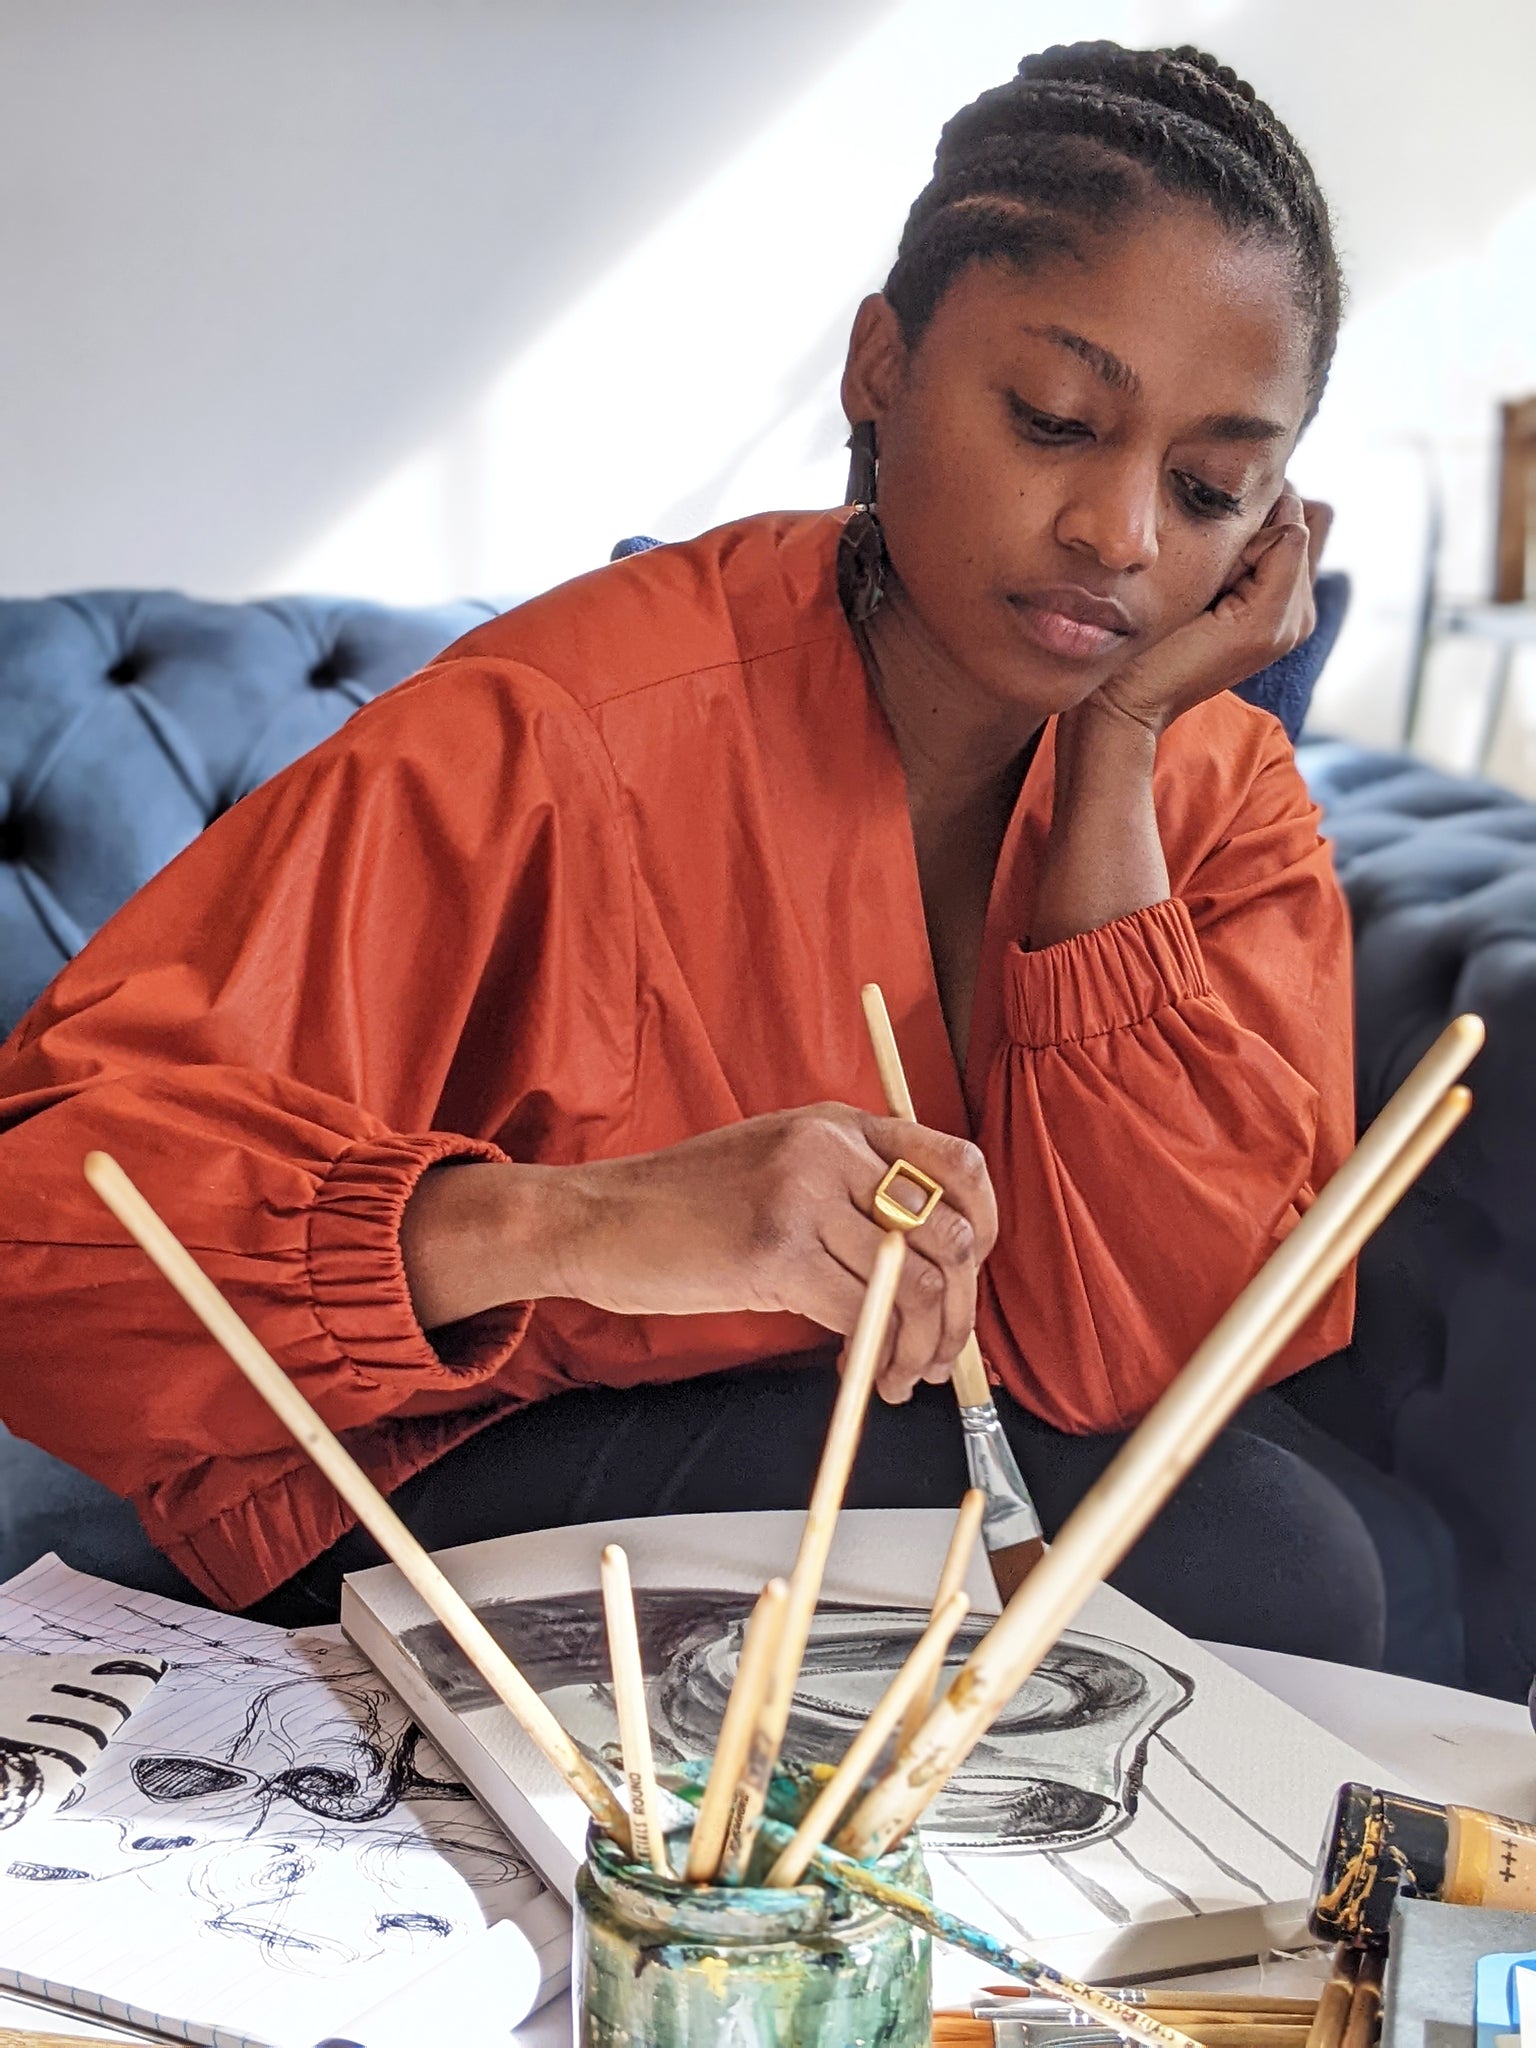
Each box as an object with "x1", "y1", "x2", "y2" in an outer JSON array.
[
  {"x1": 0, "y1": 1556, "x2": 568, "y2": 2048},
  {"x1": 323, "y1": 1917, "x2": 541, "y2": 2048}
]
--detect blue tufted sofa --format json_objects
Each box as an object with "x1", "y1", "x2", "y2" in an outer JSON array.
[{"x1": 2, "y1": 571, "x2": 1531, "y2": 1696}]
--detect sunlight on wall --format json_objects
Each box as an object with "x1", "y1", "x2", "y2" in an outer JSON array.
[
  {"x1": 274, "y1": 0, "x2": 1151, "y2": 604},
  {"x1": 275, "y1": 0, "x2": 1536, "y2": 793}
]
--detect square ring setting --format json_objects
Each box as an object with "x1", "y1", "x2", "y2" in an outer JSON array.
[{"x1": 871, "y1": 1158, "x2": 944, "y2": 1233}]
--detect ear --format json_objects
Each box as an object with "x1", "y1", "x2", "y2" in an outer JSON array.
[{"x1": 840, "y1": 293, "x2": 909, "y2": 431}]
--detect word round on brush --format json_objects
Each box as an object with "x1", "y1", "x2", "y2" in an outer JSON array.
[
  {"x1": 838, "y1": 1021, "x2": 1480, "y2": 1863},
  {"x1": 82, "y1": 1150, "x2": 633, "y2": 1851},
  {"x1": 683, "y1": 1578, "x2": 787, "y2": 1881},
  {"x1": 599, "y1": 1544, "x2": 671, "y2": 1877}
]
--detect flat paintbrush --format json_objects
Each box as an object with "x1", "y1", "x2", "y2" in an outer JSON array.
[{"x1": 861, "y1": 982, "x2": 1044, "y2": 1601}]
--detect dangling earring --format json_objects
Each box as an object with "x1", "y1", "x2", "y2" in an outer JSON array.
[{"x1": 838, "y1": 419, "x2": 888, "y2": 624}]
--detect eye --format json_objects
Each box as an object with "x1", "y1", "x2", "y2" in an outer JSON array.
[
  {"x1": 1174, "y1": 471, "x2": 1243, "y2": 520},
  {"x1": 1007, "y1": 393, "x2": 1091, "y2": 445}
]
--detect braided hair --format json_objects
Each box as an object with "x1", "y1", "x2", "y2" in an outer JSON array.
[{"x1": 885, "y1": 42, "x2": 1342, "y2": 420}]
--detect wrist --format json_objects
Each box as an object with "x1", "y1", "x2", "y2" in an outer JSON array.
[
  {"x1": 401, "y1": 1159, "x2": 583, "y2": 1327},
  {"x1": 1054, "y1": 694, "x2": 1161, "y2": 806}
]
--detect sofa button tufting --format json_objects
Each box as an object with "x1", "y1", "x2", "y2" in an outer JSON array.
[
  {"x1": 309, "y1": 656, "x2": 343, "y2": 689},
  {"x1": 0, "y1": 814, "x2": 23, "y2": 863},
  {"x1": 107, "y1": 655, "x2": 139, "y2": 685}
]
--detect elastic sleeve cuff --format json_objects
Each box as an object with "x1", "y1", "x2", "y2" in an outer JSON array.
[
  {"x1": 307, "y1": 1132, "x2": 531, "y2": 1377},
  {"x1": 1005, "y1": 897, "x2": 1212, "y2": 1050}
]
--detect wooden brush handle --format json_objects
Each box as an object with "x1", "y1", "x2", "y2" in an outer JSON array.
[
  {"x1": 861, "y1": 984, "x2": 994, "y2": 1408},
  {"x1": 951, "y1": 1334, "x2": 992, "y2": 1406},
  {"x1": 0, "y1": 2030, "x2": 119, "y2": 2046}
]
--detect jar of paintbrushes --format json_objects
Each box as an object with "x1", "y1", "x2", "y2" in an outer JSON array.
[{"x1": 574, "y1": 1762, "x2": 932, "y2": 2048}]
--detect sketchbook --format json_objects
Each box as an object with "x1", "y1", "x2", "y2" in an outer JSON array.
[
  {"x1": 343, "y1": 1508, "x2": 1389, "y2": 2008},
  {"x1": 0, "y1": 1556, "x2": 568, "y2": 2048}
]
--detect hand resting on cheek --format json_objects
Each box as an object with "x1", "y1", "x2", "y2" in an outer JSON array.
[{"x1": 1085, "y1": 485, "x2": 1333, "y2": 742}]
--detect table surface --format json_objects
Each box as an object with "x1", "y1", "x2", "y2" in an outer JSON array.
[{"x1": 8, "y1": 1642, "x2": 1529, "y2": 2046}]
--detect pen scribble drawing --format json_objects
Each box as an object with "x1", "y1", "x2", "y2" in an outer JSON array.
[{"x1": 0, "y1": 1558, "x2": 544, "y2": 1986}]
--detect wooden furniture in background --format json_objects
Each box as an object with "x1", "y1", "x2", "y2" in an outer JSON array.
[
  {"x1": 1403, "y1": 397, "x2": 1536, "y2": 766},
  {"x1": 1495, "y1": 394, "x2": 1536, "y2": 603}
]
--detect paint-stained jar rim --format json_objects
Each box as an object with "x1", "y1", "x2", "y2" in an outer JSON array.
[
  {"x1": 585, "y1": 1825, "x2": 840, "y2": 1943},
  {"x1": 581, "y1": 1760, "x2": 930, "y2": 1947}
]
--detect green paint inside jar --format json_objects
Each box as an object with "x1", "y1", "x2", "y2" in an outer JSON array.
[{"x1": 575, "y1": 1760, "x2": 931, "y2": 2047}]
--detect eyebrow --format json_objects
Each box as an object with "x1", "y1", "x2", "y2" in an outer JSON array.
[
  {"x1": 1019, "y1": 324, "x2": 1287, "y2": 443},
  {"x1": 1190, "y1": 411, "x2": 1288, "y2": 444},
  {"x1": 1022, "y1": 323, "x2": 1140, "y2": 395}
]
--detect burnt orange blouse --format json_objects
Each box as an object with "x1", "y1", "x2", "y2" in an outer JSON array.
[{"x1": 0, "y1": 511, "x2": 1354, "y2": 1608}]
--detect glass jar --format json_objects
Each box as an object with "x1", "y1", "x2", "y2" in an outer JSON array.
[{"x1": 574, "y1": 1770, "x2": 931, "y2": 2048}]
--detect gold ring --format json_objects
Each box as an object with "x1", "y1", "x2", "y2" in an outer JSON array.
[{"x1": 872, "y1": 1158, "x2": 944, "y2": 1233}]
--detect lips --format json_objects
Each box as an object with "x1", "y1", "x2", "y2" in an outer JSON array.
[{"x1": 1007, "y1": 586, "x2": 1134, "y2": 662}]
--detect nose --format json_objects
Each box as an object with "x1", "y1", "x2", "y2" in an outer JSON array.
[{"x1": 1053, "y1": 452, "x2": 1160, "y2": 575}]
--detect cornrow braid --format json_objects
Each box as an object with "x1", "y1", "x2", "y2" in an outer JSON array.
[{"x1": 886, "y1": 41, "x2": 1342, "y2": 420}]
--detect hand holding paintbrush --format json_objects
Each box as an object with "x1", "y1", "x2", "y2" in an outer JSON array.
[{"x1": 861, "y1": 983, "x2": 1045, "y2": 1601}]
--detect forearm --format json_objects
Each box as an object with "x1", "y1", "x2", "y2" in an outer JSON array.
[
  {"x1": 1030, "y1": 699, "x2": 1169, "y2": 950},
  {"x1": 400, "y1": 1160, "x2": 580, "y2": 1328}
]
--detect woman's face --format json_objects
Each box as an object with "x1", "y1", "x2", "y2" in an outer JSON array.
[{"x1": 844, "y1": 202, "x2": 1314, "y2": 716}]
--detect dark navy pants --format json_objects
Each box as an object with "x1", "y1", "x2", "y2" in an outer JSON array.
[{"x1": 242, "y1": 1352, "x2": 1465, "y2": 1684}]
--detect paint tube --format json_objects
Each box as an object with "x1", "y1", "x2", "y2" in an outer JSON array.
[
  {"x1": 1444, "y1": 1804, "x2": 1536, "y2": 1912},
  {"x1": 1310, "y1": 1782, "x2": 1536, "y2": 1949}
]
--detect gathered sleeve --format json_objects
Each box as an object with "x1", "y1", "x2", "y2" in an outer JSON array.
[
  {"x1": 0, "y1": 660, "x2": 636, "y2": 1500},
  {"x1": 975, "y1": 726, "x2": 1355, "y2": 1434}
]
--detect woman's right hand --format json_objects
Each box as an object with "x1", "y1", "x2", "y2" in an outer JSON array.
[{"x1": 402, "y1": 1105, "x2": 997, "y2": 1405}]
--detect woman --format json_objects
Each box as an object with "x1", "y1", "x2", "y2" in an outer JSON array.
[{"x1": 0, "y1": 44, "x2": 1437, "y2": 1658}]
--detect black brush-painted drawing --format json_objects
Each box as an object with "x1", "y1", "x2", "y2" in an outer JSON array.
[
  {"x1": 0, "y1": 1651, "x2": 166, "y2": 1832},
  {"x1": 402, "y1": 1591, "x2": 1193, "y2": 1854}
]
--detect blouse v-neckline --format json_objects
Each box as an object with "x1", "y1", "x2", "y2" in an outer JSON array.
[{"x1": 820, "y1": 592, "x2": 1052, "y2": 1141}]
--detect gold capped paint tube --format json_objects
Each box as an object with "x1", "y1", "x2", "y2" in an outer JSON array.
[
  {"x1": 1444, "y1": 1804, "x2": 1536, "y2": 1913},
  {"x1": 1310, "y1": 1783, "x2": 1536, "y2": 1951}
]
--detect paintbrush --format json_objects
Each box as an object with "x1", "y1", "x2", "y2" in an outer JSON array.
[
  {"x1": 900, "y1": 1486, "x2": 985, "y2": 1751},
  {"x1": 1338, "y1": 1953, "x2": 1383, "y2": 2048},
  {"x1": 839, "y1": 1018, "x2": 1481, "y2": 1863},
  {"x1": 600, "y1": 1543, "x2": 672, "y2": 1876},
  {"x1": 979, "y1": 1994, "x2": 1319, "y2": 2016},
  {"x1": 934, "y1": 2017, "x2": 1312, "y2": 2048},
  {"x1": 860, "y1": 982, "x2": 1044, "y2": 1602},
  {"x1": 671, "y1": 1772, "x2": 1203, "y2": 2048},
  {"x1": 83, "y1": 1150, "x2": 633, "y2": 1853},
  {"x1": 1304, "y1": 1948, "x2": 1361, "y2": 2048},
  {"x1": 764, "y1": 1585, "x2": 968, "y2": 1886},
  {"x1": 718, "y1": 1228, "x2": 907, "y2": 1879},
  {"x1": 684, "y1": 1577, "x2": 788, "y2": 1881}
]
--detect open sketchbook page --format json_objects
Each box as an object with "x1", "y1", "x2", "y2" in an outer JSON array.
[{"x1": 0, "y1": 1556, "x2": 569, "y2": 2048}]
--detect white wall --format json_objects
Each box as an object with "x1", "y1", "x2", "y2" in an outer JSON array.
[{"x1": 4, "y1": 1, "x2": 1535, "y2": 785}]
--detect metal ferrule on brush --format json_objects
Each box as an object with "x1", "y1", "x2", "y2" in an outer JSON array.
[{"x1": 959, "y1": 1404, "x2": 1044, "y2": 1549}]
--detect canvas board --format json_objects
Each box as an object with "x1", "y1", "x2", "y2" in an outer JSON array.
[{"x1": 342, "y1": 1509, "x2": 1386, "y2": 2004}]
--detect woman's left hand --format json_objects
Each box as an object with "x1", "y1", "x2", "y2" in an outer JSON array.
[{"x1": 1085, "y1": 486, "x2": 1332, "y2": 740}]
